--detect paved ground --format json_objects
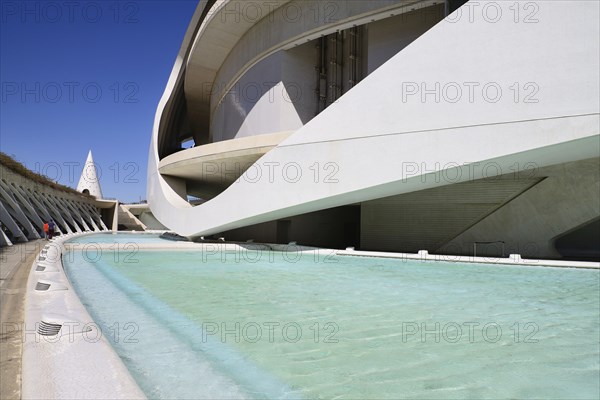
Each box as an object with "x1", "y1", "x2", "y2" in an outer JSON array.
[{"x1": 0, "y1": 240, "x2": 44, "y2": 400}]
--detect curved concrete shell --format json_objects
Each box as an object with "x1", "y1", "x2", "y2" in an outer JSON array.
[{"x1": 148, "y1": 0, "x2": 600, "y2": 259}]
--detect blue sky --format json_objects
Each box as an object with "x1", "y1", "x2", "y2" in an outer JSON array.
[{"x1": 0, "y1": 0, "x2": 198, "y2": 202}]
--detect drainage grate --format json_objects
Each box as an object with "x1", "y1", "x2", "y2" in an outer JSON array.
[
  {"x1": 38, "y1": 321, "x2": 62, "y2": 336},
  {"x1": 35, "y1": 282, "x2": 51, "y2": 291},
  {"x1": 35, "y1": 265, "x2": 46, "y2": 272}
]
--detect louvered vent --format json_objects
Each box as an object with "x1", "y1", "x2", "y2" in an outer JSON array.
[
  {"x1": 38, "y1": 321, "x2": 62, "y2": 336},
  {"x1": 35, "y1": 282, "x2": 51, "y2": 291},
  {"x1": 35, "y1": 265, "x2": 46, "y2": 272}
]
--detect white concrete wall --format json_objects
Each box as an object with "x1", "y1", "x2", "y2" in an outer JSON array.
[
  {"x1": 138, "y1": 211, "x2": 167, "y2": 230},
  {"x1": 210, "y1": 41, "x2": 317, "y2": 142},
  {"x1": 360, "y1": 175, "x2": 542, "y2": 253},
  {"x1": 281, "y1": 42, "x2": 319, "y2": 125},
  {"x1": 438, "y1": 158, "x2": 600, "y2": 259},
  {"x1": 210, "y1": 48, "x2": 313, "y2": 142}
]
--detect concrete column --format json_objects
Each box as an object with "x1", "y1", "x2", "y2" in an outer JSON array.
[
  {"x1": 0, "y1": 229, "x2": 12, "y2": 246},
  {"x1": 5, "y1": 182, "x2": 44, "y2": 233},
  {"x1": 74, "y1": 202, "x2": 100, "y2": 231},
  {"x1": 20, "y1": 187, "x2": 52, "y2": 223},
  {"x1": 28, "y1": 190, "x2": 68, "y2": 234},
  {"x1": 82, "y1": 203, "x2": 108, "y2": 230},
  {"x1": 64, "y1": 200, "x2": 91, "y2": 231},
  {"x1": 0, "y1": 200, "x2": 27, "y2": 243},
  {"x1": 0, "y1": 185, "x2": 40, "y2": 239},
  {"x1": 48, "y1": 195, "x2": 82, "y2": 233}
]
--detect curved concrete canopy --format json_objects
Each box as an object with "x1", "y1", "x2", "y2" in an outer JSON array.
[{"x1": 159, "y1": 131, "x2": 292, "y2": 198}]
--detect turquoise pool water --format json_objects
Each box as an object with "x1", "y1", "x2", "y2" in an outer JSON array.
[{"x1": 64, "y1": 235, "x2": 600, "y2": 399}]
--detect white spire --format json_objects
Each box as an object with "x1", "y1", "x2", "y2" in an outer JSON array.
[{"x1": 77, "y1": 150, "x2": 103, "y2": 199}]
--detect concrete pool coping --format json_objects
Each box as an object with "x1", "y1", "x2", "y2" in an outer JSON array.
[
  {"x1": 337, "y1": 249, "x2": 600, "y2": 269},
  {"x1": 21, "y1": 231, "x2": 599, "y2": 398},
  {"x1": 54, "y1": 231, "x2": 600, "y2": 269},
  {"x1": 21, "y1": 233, "x2": 146, "y2": 399}
]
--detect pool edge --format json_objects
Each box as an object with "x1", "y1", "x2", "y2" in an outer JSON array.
[
  {"x1": 21, "y1": 232, "x2": 147, "y2": 400},
  {"x1": 336, "y1": 249, "x2": 600, "y2": 269}
]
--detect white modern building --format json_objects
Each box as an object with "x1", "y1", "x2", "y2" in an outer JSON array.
[{"x1": 148, "y1": 0, "x2": 600, "y2": 260}]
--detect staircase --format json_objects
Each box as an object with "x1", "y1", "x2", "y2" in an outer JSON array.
[{"x1": 117, "y1": 205, "x2": 147, "y2": 231}]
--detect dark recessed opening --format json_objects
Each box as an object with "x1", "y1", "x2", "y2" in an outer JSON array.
[{"x1": 554, "y1": 218, "x2": 600, "y2": 261}]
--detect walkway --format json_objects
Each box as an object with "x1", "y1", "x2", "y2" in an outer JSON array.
[{"x1": 0, "y1": 240, "x2": 43, "y2": 400}]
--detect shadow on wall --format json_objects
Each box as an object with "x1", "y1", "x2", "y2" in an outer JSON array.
[
  {"x1": 218, "y1": 205, "x2": 361, "y2": 249},
  {"x1": 554, "y1": 218, "x2": 600, "y2": 261},
  {"x1": 210, "y1": 45, "x2": 317, "y2": 143}
]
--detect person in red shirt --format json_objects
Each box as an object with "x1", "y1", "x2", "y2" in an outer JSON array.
[{"x1": 43, "y1": 222, "x2": 49, "y2": 240}]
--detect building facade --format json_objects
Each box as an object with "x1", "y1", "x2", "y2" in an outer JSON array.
[
  {"x1": 0, "y1": 161, "x2": 113, "y2": 245},
  {"x1": 148, "y1": 0, "x2": 600, "y2": 260}
]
